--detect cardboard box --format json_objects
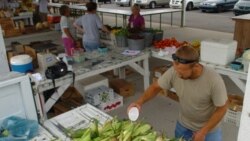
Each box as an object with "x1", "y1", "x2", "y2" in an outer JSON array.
[
  {"x1": 0, "y1": 18, "x2": 15, "y2": 30},
  {"x1": 11, "y1": 42, "x2": 24, "y2": 54},
  {"x1": 4, "y1": 28, "x2": 22, "y2": 37},
  {"x1": 109, "y1": 79, "x2": 135, "y2": 98},
  {"x1": 61, "y1": 86, "x2": 84, "y2": 102},
  {"x1": 228, "y1": 94, "x2": 243, "y2": 112},
  {"x1": 97, "y1": 93, "x2": 123, "y2": 112},
  {"x1": 53, "y1": 87, "x2": 85, "y2": 116},
  {"x1": 24, "y1": 41, "x2": 58, "y2": 68}
]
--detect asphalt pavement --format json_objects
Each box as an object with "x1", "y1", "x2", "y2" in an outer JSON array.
[{"x1": 100, "y1": 3, "x2": 235, "y2": 33}]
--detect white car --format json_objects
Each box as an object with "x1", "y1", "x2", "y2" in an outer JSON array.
[
  {"x1": 134, "y1": 0, "x2": 170, "y2": 9},
  {"x1": 170, "y1": 0, "x2": 203, "y2": 10},
  {"x1": 115, "y1": 0, "x2": 132, "y2": 6}
]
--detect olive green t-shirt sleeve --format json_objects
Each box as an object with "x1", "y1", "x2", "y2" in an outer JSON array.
[
  {"x1": 211, "y1": 73, "x2": 228, "y2": 107},
  {"x1": 157, "y1": 67, "x2": 174, "y2": 90}
]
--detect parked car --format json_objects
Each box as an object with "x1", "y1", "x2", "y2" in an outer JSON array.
[
  {"x1": 169, "y1": 0, "x2": 203, "y2": 10},
  {"x1": 199, "y1": 0, "x2": 238, "y2": 12},
  {"x1": 92, "y1": 0, "x2": 112, "y2": 4},
  {"x1": 134, "y1": 0, "x2": 170, "y2": 9},
  {"x1": 115, "y1": 0, "x2": 132, "y2": 6},
  {"x1": 233, "y1": 0, "x2": 250, "y2": 15}
]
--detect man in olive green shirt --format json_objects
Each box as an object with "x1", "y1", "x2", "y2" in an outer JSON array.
[{"x1": 128, "y1": 46, "x2": 228, "y2": 141}]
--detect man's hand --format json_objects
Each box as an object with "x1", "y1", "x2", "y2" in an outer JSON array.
[
  {"x1": 193, "y1": 130, "x2": 206, "y2": 141},
  {"x1": 127, "y1": 102, "x2": 142, "y2": 115}
]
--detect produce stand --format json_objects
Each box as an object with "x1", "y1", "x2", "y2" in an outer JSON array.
[
  {"x1": 43, "y1": 103, "x2": 112, "y2": 140},
  {"x1": 12, "y1": 14, "x2": 34, "y2": 26},
  {"x1": 34, "y1": 47, "x2": 150, "y2": 121},
  {"x1": 46, "y1": 2, "x2": 182, "y2": 28}
]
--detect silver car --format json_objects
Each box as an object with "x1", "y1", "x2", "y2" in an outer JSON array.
[
  {"x1": 135, "y1": 0, "x2": 170, "y2": 8},
  {"x1": 115, "y1": 0, "x2": 132, "y2": 6}
]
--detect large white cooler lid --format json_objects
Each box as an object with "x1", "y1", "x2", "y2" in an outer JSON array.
[
  {"x1": 201, "y1": 39, "x2": 237, "y2": 48},
  {"x1": 10, "y1": 54, "x2": 32, "y2": 65}
]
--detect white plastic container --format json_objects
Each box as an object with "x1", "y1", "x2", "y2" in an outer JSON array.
[
  {"x1": 10, "y1": 55, "x2": 33, "y2": 73},
  {"x1": 128, "y1": 107, "x2": 139, "y2": 121},
  {"x1": 201, "y1": 39, "x2": 237, "y2": 66}
]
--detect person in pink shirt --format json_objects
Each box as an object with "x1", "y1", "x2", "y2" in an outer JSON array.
[{"x1": 128, "y1": 4, "x2": 145, "y2": 30}]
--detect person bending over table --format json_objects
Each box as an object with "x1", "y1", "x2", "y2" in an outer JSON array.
[
  {"x1": 73, "y1": 2, "x2": 109, "y2": 52},
  {"x1": 128, "y1": 46, "x2": 228, "y2": 141},
  {"x1": 128, "y1": 4, "x2": 145, "y2": 30}
]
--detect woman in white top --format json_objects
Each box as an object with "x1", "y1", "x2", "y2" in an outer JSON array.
[{"x1": 60, "y1": 5, "x2": 76, "y2": 56}]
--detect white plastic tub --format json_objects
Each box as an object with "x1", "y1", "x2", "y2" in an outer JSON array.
[
  {"x1": 201, "y1": 39, "x2": 237, "y2": 66},
  {"x1": 10, "y1": 55, "x2": 33, "y2": 73}
]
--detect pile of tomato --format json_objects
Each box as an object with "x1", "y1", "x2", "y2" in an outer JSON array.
[{"x1": 154, "y1": 37, "x2": 189, "y2": 49}]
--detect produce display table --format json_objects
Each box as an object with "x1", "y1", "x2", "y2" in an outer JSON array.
[
  {"x1": 47, "y1": 2, "x2": 182, "y2": 28},
  {"x1": 151, "y1": 49, "x2": 247, "y2": 93},
  {"x1": 43, "y1": 104, "x2": 112, "y2": 140},
  {"x1": 232, "y1": 14, "x2": 250, "y2": 55},
  {"x1": 34, "y1": 48, "x2": 150, "y2": 121},
  {"x1": 12, "y1": 14, "x2": 34, "y2": 26}
]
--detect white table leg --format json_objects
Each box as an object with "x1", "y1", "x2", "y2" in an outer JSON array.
[
  {"x1": 229, "y1": 76, "x2": 246, "y2": 93},
  {"x1": 29, "y1": 17, "x2": 34, "y2": 25},
  {"x1": 39, "y1": 92, "x2": 47, "y2": 120},
  {"x1": 129, "y1": 58, "x2": 150, "y2": 90},
  {"x1": 118, "y1": 67, "x2": 126, "y2": 79},
  {"x1": 143, "y1": 58, "x2": 150, "y2": 90},
  {"x1": 45, "y1": 83, "x2": 71, "y2": 113},
  {"x1": 34, "y1": 92, "x2": 45, "y2": 122}
]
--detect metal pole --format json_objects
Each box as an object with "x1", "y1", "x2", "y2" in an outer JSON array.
[
  {"x1": 160, "y1": 14, "x2": 162, "y2": 30},
  {"x1": 181, "y1": 0, "x2": 186, "y2": 27},
  {"x1": 171, "y1": 13, "x2": 173, "y2": 26},
  {"x1": 150, "y1": 15, "x2": 152, "y2": 28},
  {"x1": 115, "y1": 14, "x2": 118, "y2": 26}
]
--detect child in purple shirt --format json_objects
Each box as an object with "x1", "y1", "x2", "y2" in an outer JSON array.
[{"x1": 128, "y1": 4, "x2": 145, "y2": 29}]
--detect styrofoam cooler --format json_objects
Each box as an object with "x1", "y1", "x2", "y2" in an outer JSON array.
[
  {"x1": 201, "y1": 39, "x2": 237, "y2": 65},
  {"x1": 10, "y1": 55, "x2": 33, "y2": 73}
]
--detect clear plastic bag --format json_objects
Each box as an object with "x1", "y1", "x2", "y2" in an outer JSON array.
[{"x1": 0, "y1": 116, "x2": 39, "y2": 140}]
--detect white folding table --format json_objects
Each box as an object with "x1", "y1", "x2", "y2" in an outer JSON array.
[
  {"x1": 34, "y1": 48, "x2": 150, "y2": 121},
  {"x1": 151, "y1": 50, "x2": 247, "y2": 93}
]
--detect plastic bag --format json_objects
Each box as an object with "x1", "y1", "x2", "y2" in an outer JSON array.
[{"x1": 0, "y1": 116, "x2": 38, "y2": 140}]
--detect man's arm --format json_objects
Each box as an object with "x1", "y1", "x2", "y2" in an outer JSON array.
[
  {"x1": 128, "y1": 81, "x2": 162, "y2": 112},
  {"x1": 194, "y1": 101, "x2": 228, "y2": 141},
  {"x1": 73, "y1": 23, "x2": 84, "y2": 33},
  {"x1": 101, "y1": 25, "x2": 110, "y2": 33}
]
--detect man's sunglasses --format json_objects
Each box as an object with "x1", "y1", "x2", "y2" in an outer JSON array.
[{"x1": 172, "y1": 54, "x2": 198, "y2": 64}]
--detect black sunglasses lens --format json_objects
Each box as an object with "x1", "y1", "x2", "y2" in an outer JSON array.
[
  {"x1": 172, "y1": 54, "x2": 177, "y2": 61},
  {"x1": 172, "y1": 54, "x2": 196, "y2": 64}
]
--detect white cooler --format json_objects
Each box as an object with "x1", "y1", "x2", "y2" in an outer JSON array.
[
  {"x1": 10, "y1": 55, "x2": 33, "y2": 73},
  {"x1": 201, "y1": 39, "x2": 237, "y2": 66}
]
